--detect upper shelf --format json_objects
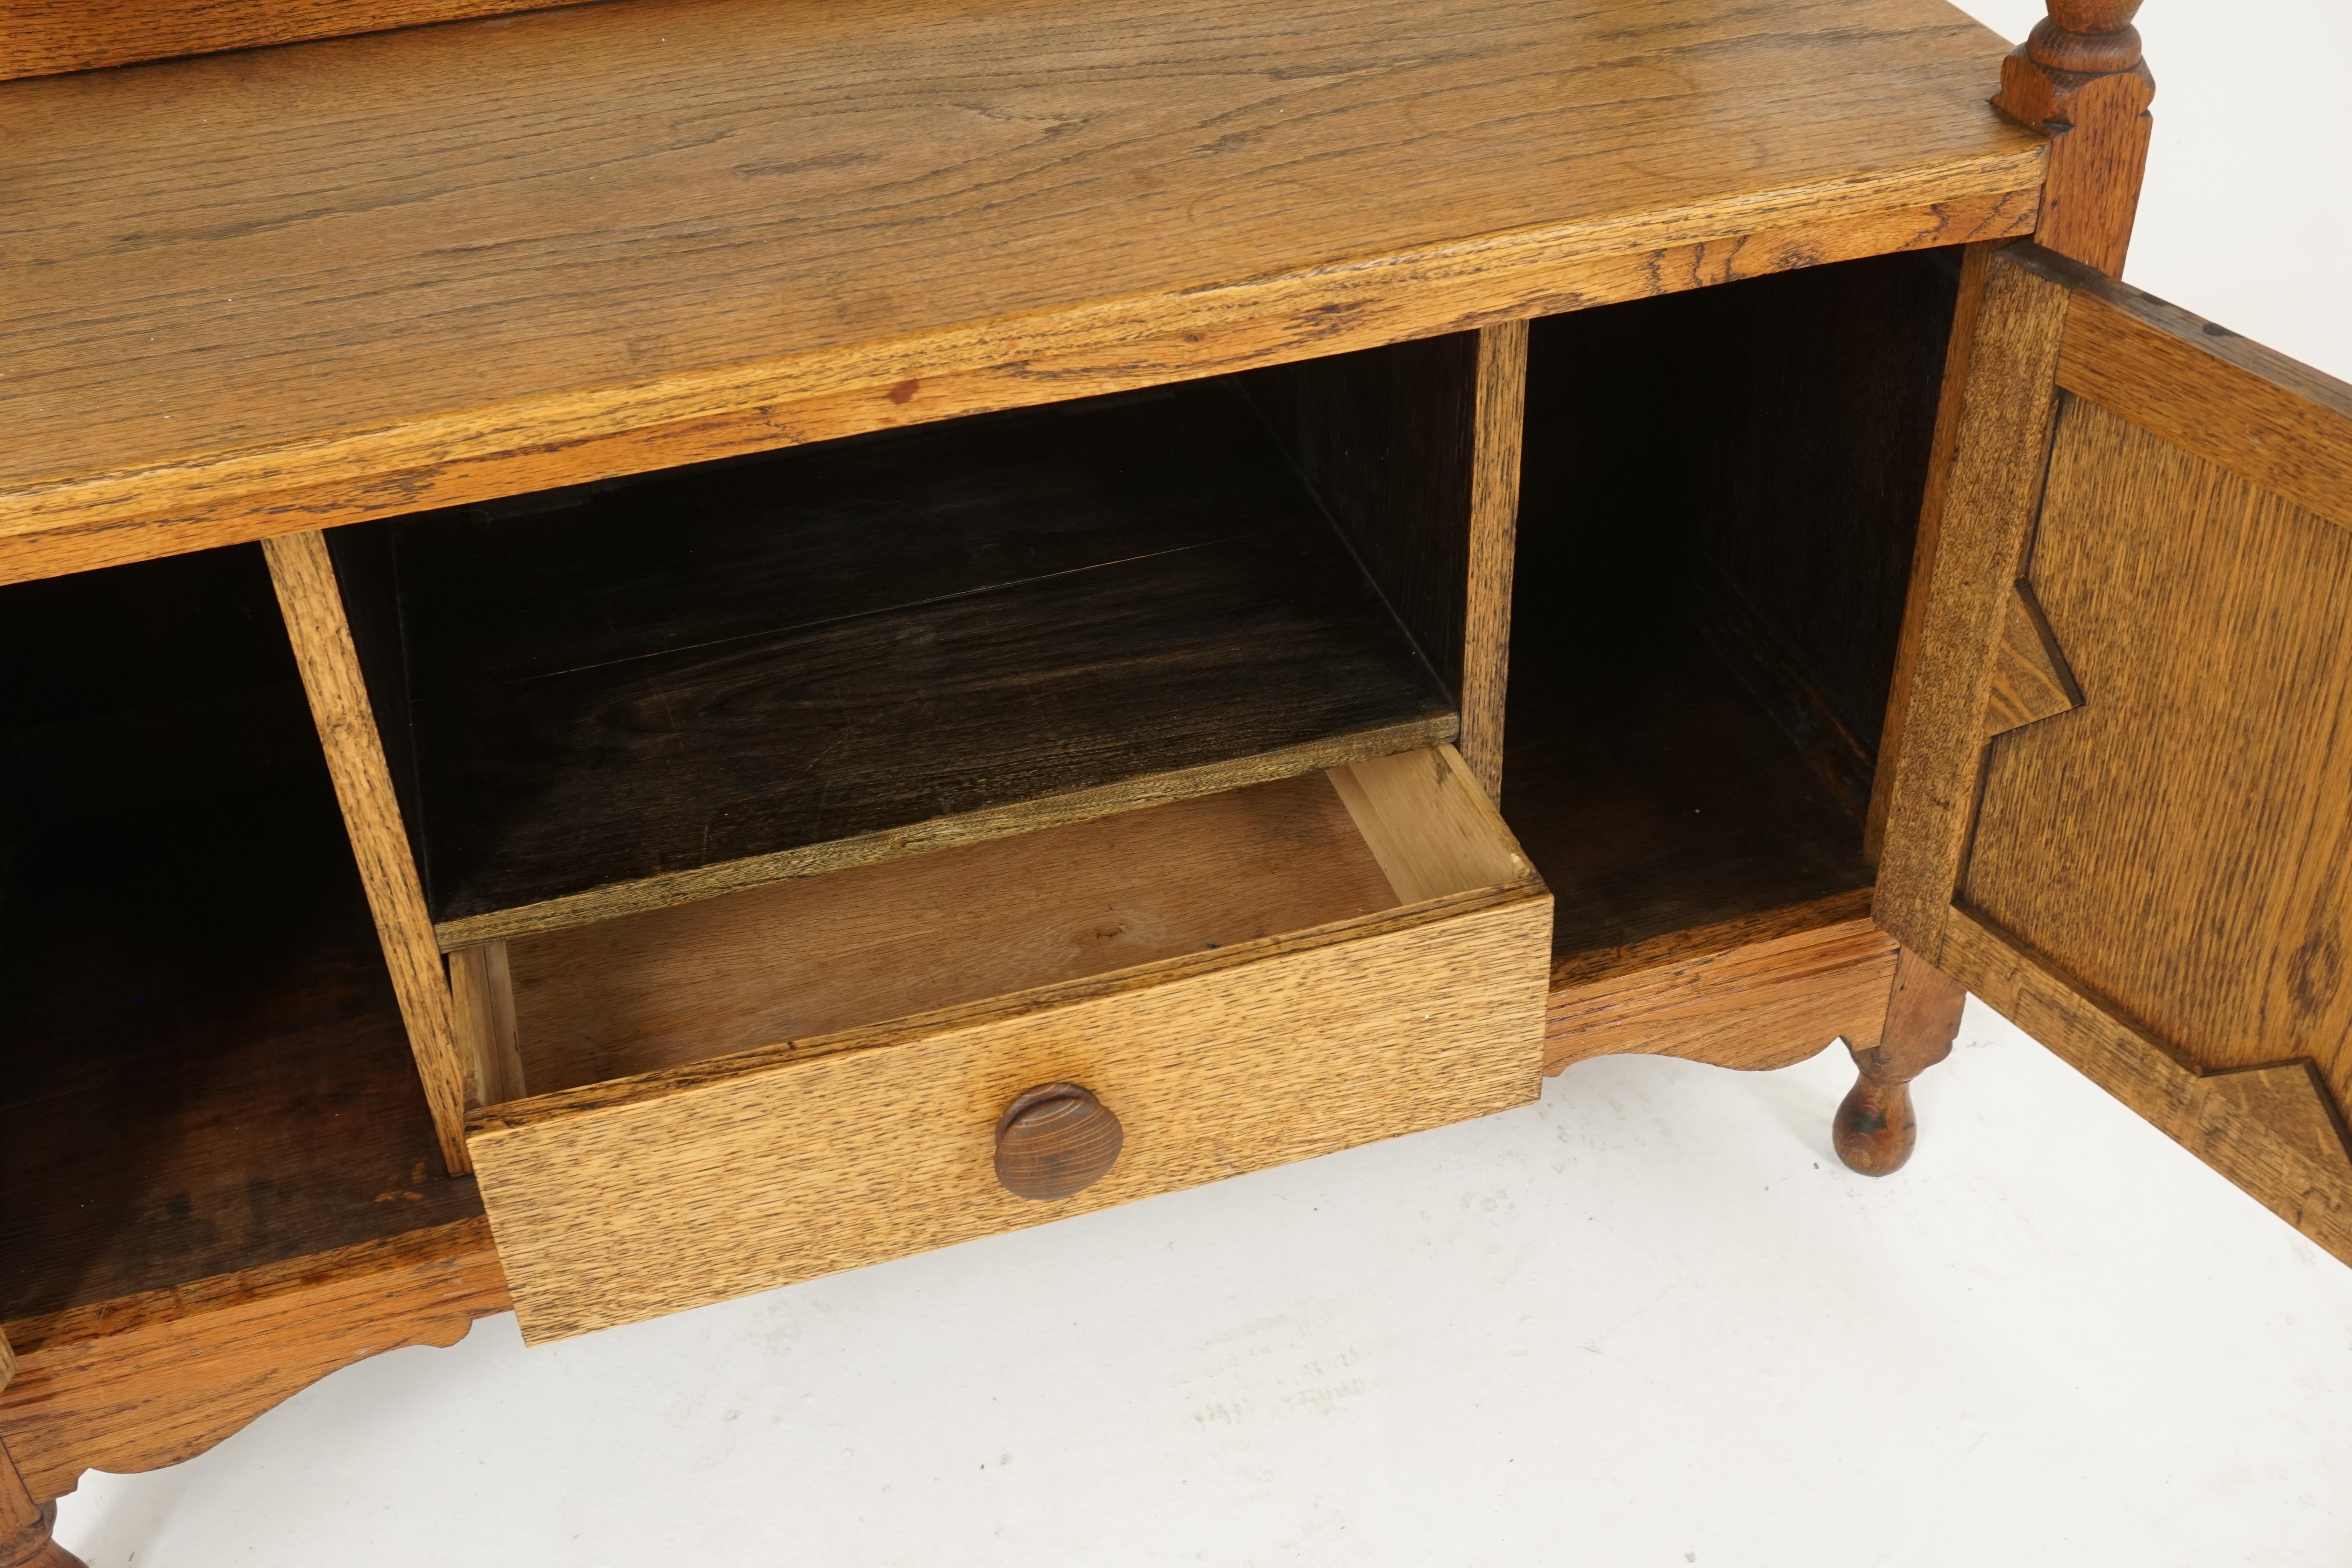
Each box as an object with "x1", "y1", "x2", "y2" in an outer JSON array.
[{"x1": 0, "y1": 0, "x2": 2042, "y2": 581}]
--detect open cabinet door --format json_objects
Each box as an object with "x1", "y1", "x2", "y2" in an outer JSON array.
[{"x1": 1877, "y1": 242, "x2": 2352, "y2": 1263}]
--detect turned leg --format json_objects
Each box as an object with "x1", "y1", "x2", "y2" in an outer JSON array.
[
  {"x1": 1835, "y1": 947, "x2": 1967, "y2": 1176},
  {"x1": 1, "y1": 1441, "x2": 85, "y2": 1568}
]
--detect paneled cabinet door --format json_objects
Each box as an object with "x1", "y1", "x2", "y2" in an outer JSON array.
[{"x1": 1877, "y1": 242, "x2": 2352, "y2": 1263}]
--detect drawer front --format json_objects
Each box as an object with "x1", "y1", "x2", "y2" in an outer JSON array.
[{"x1": 470, "y1": 886, "x2": 1548, "y2": 1343}]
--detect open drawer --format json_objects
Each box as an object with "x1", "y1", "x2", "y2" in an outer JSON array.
[{"x1": 461, "y1": 746, "x2": 1549, "y2": 1342}]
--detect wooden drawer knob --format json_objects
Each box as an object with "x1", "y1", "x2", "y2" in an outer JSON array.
[{"x1": 993, "y1": 1083, "x2": 1123, "y2": 1201}]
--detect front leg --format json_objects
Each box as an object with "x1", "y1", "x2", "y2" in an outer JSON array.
[
  {"x1": 1835, "y1": 947, "x2": 1967, "y2": 1176},
  {"x1": 1, "y1": 1441, "x2": 84, "y2": 1568}
]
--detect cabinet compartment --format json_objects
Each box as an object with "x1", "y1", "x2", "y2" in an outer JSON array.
[
  {"x1": 1504, "y1": 248, "x2": 1964, "y2": 980},
  {"x1": 0, "y1": 546, "x2": 478, "y2": 1330},
  {"x1": 464, "y1": 746, "x2": 1549, "y2": 1343},
  {"x1": 336, "y1": 377, "x2": 1459, "y2": 949}
]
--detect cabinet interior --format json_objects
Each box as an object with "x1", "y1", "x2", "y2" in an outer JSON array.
[
  {"x1": 1503, "y1": 247, "x2": 1962, "y2": 980},
  {"x1": 0, "y1": 250, "x2": 1963, "y2": 1327},
  {"x1": 0, "y1": 547, "x2": 477, "y2": 1328},
  {"x1": 336, "y1": 372, "x2": 1462, "y2": 949}
]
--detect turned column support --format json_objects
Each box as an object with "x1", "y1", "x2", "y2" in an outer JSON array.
[
  {"x1": 1835, "y1": 948, "x2": 1968, "y2": 1177},
  {"x1": 0, "y1": 1440, "x2": 85, "y2": 1568},
  {"x1": 1992, "y1": 0, "x2": 2155, "y2": 278}
]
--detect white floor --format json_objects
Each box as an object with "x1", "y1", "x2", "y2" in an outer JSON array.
[
  {"x1": 49, "y1": 4, "x2": 2352, "y2": 1564},
  {"x1": 53, "y1": 1007, "x2": 2352, "y2": 1565}
]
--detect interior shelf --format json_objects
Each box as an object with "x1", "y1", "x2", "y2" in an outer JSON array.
[
  {"x1": 0, "y1": 0, "x2": 2042, "y2": 565},
  {"x1": 351, "y1": 379, "x2": 1455, "y2": 946},
  {"x1": 0, "y1": 548, "x2": 477, "y2": 1329}
]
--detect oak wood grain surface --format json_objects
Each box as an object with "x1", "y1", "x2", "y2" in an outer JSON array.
[
  {"x1": 266, "y1": 530, "x2": 474, "y2": 1169},
  {"x1": 1, "y1": 0, "x2": 592, "y2": 80},
  {"x1": 0, "y1": 1219, "x2": 506, "y2": 1503},
  {"x1": 469, "y1": 746, "x2": 1544, "y2": 1339},
  {"x1": 379, "y1": 382, "x2": 1453, "y2": 945},
  {"x1": 473, "y1": 884, "x2": 1550, "y2": 1342},
  {"x1": 1944, "y1": 910, "x2": 2352, "y2": 1268},
  {"x1": 1545, "y1": 893, "x2": 1897, "y2": 1074},
  {"x1": 1980, "y1": 581, "x2": 2082, "y2": 739},
  {"x1": 0, "y1": 0, "x2": 2041, "y2": 579},
  {"x1": 503, "y1": 771, "x2": 1405, "y2": 1095},
  {"x1": 1963, "y1": 394, "x2": 2352, "y2": 1119},
  {"x1": 1871, "y1": 245, "x2": 2071, "y2": 955}
]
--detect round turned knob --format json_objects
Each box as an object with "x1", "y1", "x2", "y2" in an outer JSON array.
[{"x1": 993, "y1": 1082, "x2": 1123, "y2": 1201}]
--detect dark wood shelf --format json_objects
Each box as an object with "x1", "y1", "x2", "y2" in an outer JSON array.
[
  {"x1": 358, "y1": 381, "x2": 1455, "y2": 946},
  {"x1": 0, "y1": 550, "x2": 479, "y2": 1328}
]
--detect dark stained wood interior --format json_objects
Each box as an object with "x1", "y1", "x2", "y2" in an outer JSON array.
[
  {"x1": 350, "y1": 378, "x2": 1453, "y2": 936},
  {"x1": 1503, "y1": 249, "x2": 1960, "y2": 969},
  {"x1": 0, "y1": 547, "x2": 478, "y2": 1326}
]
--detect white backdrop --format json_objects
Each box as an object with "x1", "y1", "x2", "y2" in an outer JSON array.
[{"x1": 53, "y1": 4, "x2": 2352, "y2": 1563}]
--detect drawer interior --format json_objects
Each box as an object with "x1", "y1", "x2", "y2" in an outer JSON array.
[
  {"x1": 1503, "y1": 247, "x2": 1963, "y2": 977},
  {"x1": 0, "y1": 545, "x2": 479, "y2": 1329},
  {"x1": 333, "y1": 372, "x2": 1463, "y2": 949},
  {"x1": 469, "y1": 746, "x2": 1532, "y2": 1105}
]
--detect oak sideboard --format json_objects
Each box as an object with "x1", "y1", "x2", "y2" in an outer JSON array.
[{"x1": 5, "y1": 0, "x2": 2350, "y2": 1562}]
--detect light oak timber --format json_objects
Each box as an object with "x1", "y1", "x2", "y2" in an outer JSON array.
[
  {"x1": 437, "y1": 715, "x2": 1456, "y2": 951},
  {"x1": 1872, "y1": 245, "x2": 2073, "y2": 955},
  {"x1": 1990, "y1": 0, "x2": 2152, "y2": 278},
  {"x1": 1964, "y1": 396, "x2": 2352, "y2": 1119},
  {"x1": 475, "y1": 885, "x2": 1549, "y2": 1343},
  {"x1": 448, "y1": 942, "x2": 527, "y2": 1109},
  {"x1": 1944, "y1": 910, "x2": 2352, "y2": 1266},
  {"x1": 1982, "y1": 581, "x2": 2083, "y2": 739},
  {"x1": 2058, "y1": 282, "x2": 2352, "y2": 533},
  {"x1": 1878, "y1": 240, "x2": 2352, "y2": 1214},
  {"x1": 1461, "y1": 321, "x2": 1529, "y2": 798},
  {"x1": 502, "y1": 771, "x2": 1408, "y2": 1095},
  {"x1": 1327, "y1": 745, "x2": 1534, "y2": 907},
  {"x1": 263, "y1": 530, "x2": 472, "y2": 1171},
  {"x1": 0, "y1": 1333, "x2": 11, "y2": 1396},
  {"x1": 1866, "y1": 239, "x2": 2003, "y2": 863},
  {"x1": 0, "y1": 1220, "x2": 507, "y2": 1504},
  {"x1": 0, "y1": 0, "x2": 2043, "y2": 583},
  {"x1": 469, "y1": 748, "x2": 1547, "y2": 1341},
  {"x1": 0, "y1": 0, "x2": 592, "y2": 80}
]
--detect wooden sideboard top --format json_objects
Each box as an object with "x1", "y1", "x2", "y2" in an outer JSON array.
[{"x1": 0, "y1": 0, "x2": 2042, "y2": 581}]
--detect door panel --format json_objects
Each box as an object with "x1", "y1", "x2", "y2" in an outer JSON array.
[{"x1": 1878, "y1": 242, "x2": 2352, "y2": 1261}]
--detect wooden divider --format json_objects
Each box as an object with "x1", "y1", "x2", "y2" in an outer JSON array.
[{"x1": 263, "y1": 529, "x2": 479, "y2": 1172}]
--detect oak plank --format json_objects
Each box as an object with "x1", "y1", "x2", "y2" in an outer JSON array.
[
  {"x1": 502, "y1": 771, "x2": 1405, "y2": 1096},
  {"x1": 473, "y1": 884, "x2": 1550, "y2": 1343},
  {"x1": 0, "y1": 0, "x2": 2042, "y2": 579},
  {"x1": 1462, "y1": 321, "x2": 1530, "y2": 797},
  {"x1": 0, "y1": 1219, "x2": 506, "y2": 1502},
  {"x1": 1961, "y1": 396, "x2": 2352, "y2": 1122},
  {"x1": 1, "y1": 0, "x2": 592, "y2": 80},
  {"x1": 1944, "y1": 909, "x2": 2352, "y2": 1269},
  {"x1": 1980, "y1": 581, "x2": 2082, "y2": 739},
  {"x1": 1327, "y1": 745, "x2": 1534, "y2": 906},
  {"x1": 264, "y1": 530, "x2": 472, "y2": 1170},
  {"x1": 2059, "y1": 279, "x2": 2352, "y2": 534},
  {"x1": 1871, "y1": 244, "x2": 2073, "y2": 954},
  {"x1": 1546, "y1": 897, "x2": 1897, "y2": 1075}
]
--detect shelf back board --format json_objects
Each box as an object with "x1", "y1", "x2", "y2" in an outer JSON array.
[{"x1": 0, "y1": 0, "x2": 2042, "y2": 583}]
